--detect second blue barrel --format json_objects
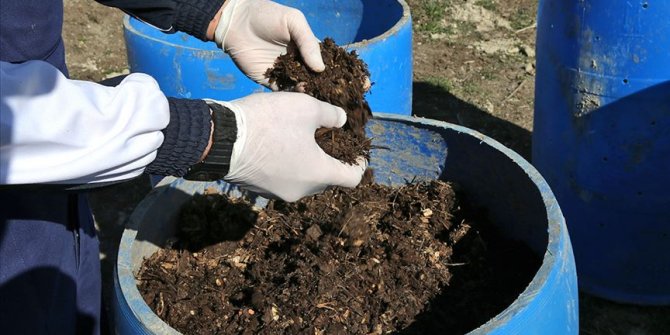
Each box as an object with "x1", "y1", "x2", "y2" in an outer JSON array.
[
  {"x1": 534, "y1": 0, "x2": 670, "y2": 304},
  {"x1": 123, "y1": 0, "x2": 412, "y2": 115}
]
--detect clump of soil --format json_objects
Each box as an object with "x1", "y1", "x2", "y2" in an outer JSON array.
[
  {"x1": 138, "y1": 183, "x2": 541, "y2": 334},
  {"x1": 265, "y1": 38, "x2": 372, "y2": 164}
]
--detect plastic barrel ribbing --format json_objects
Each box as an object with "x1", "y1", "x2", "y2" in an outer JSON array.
[
  {"x1": 533, "y1": 0, "x2": 670, "y2": 304},
  {"x1": 113, "y1": 114, "x2": 578, "y2": 334},
  {"x1": 123, "y1": 0, "x2": 412, "y2": 115}
]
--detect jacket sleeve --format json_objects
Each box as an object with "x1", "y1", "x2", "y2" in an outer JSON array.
[
  {"x1": 95, "y1": 0, "x2": 226, "y2": 40},
  {"x1": 0, "y1": 60, "x2": 211, "y2": 185}
]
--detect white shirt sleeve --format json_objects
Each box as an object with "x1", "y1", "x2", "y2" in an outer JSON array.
[{"x1": 0, "y1": 60, "x2": 169, "y2": 184}]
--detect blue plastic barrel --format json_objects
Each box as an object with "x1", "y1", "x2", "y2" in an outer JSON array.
[
  {"x1": 113, "y1": 114, "x2": 578, "y2": 334},
  {"x1": 534, "y1": 0, "x2": 670, "y2": 304},
  {"x1": 123, "y1": 0, "x2": 412, "y2": 115}
]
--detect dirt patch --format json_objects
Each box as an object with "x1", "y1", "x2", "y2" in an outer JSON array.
[
  {"x1": 138, "y1": 181, "x2": 540, "y2": 334},
  {"x1": 450, "y1": 1, "x2": 512, "y2": 33},
  {"x1": 474, "y1": 38, "x2": 521, "y2": 55},
  {"x1": 63, "y1": 0, "x2": 127, "y2": 81},
  {"x1": 409, "y1": 0, "x2": 536, "y2": 157}
]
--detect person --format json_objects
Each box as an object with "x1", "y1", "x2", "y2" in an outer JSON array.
[{"x1": 0, "y1": 0, "x2": 366, "y2": 333}]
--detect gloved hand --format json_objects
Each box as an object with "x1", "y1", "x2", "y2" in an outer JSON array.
[
  {"x1": 212, "y1": 92, "x2": 366, "y2": 202},
  {"x1": 214, "y1": 0, "x2": 325, "y2": 89}
]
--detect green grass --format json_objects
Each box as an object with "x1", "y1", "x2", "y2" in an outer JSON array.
[
  {"x1": 415, "y1": 0, "x2": 451, "y2": 34},
  {"x1": 461, "y1": 80, "x2": 483, "y2": 96},
  {"x1": 424, "y1": 76, "x2": 454, "y2": 91},
  {"x1": 480, "y1": 69, "x2": 498, "y2": 81},
  {"x1": 457, "y1": 21, "x2": 479, "y2": 37},
  {"x1": 476, "y1": 0, "x2": 497, "y2": 11},
  {"x1": 510, "y1": 7, "x2": 535, "y2": 30}
]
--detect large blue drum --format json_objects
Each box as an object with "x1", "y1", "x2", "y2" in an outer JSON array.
[
  {"x1": 113, "y1": 114, "x2": 578, "y2": 334},
  {"x1": 123, "y1": 0, "x2": 412, "y2": 115},
  {"x1": 534, "y1": 0, "x2": 670, "y2": 304}
]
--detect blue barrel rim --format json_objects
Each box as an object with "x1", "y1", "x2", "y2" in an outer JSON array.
[
  {"x1": 115, "y1": 113, "x2": 572, "y2": 334},
  {"x1": 347, "y1": 0, "x2": 410, "y2": 49},
  {"x1": 124, "y1": 15, "x2": 215, "y2": 52},
  {"x1": 122, "y1": 0, "x2": 410, "y2": 51}
]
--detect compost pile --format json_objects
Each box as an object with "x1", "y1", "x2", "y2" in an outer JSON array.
[
  {"x1": 141, "y1": 181, "x2": 472, "y2": 334},
  {"x1": 138, "y1": 39, "x2": 541, "y2": 334}
]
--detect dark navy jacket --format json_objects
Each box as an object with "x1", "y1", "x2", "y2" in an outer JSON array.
[
  {"x1": 0, "y1": 0, "x2": 225, "y2": 75},
  {"x1": 0, "y1": 0, "x2": 69, "y2": 74}
]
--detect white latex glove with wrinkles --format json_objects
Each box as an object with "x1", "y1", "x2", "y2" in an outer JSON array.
[
  {"x1": 214, "y1": 0, "x2": 325, "y2": 89},
  {"x1": 215, "y1": 92, "x2": 367, "y2": 202}
]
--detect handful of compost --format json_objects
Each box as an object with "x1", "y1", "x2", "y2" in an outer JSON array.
[{"x1": 265, "y1": 38, "x2": 373, "y2": 165}]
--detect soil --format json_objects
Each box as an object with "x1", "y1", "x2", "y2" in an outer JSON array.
[
  {"x1": 138, "y1": 181, "x2": 540, "y2": 334},
  {"x1": 265, "y1": 38, "x2": 372, "y2": 164}
]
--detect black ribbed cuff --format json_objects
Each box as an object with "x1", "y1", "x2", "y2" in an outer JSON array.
[
  {"x1": 146, "y1": 98, "x2": 212, "y2": 177},
  {"x1": 183, "y1": 103, "x2": 237, "y2": 181},
  {"x1": 174, "y1": 0, "x2": 226, "y2": 41}
]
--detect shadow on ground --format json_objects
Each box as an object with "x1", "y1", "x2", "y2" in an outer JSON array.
[
  {"x1": 412, "y1": 81, "x2": 532, "y2": 159},
  {"x1": 580, "y1": 293, "x2": 670, "y2": 335}
]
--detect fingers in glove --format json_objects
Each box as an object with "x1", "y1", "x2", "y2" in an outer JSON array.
[
  {"x1": 270, "y1": 81, "x2": 306, "y2": 93},
  {"x1": 315, "y1": 103, "x2": 348, "y2": 129},
  {"x1": 322, "y1": 156, "x2": 368, "y2": 189},
  {"x1": 285, "y1": 9, "x2": 325, "y2": 72},
  {"x1": 293, "y1": 82, "x2": 308, "y2": 93}
]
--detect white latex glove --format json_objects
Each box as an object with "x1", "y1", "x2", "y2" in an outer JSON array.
[
  {"x1": 214, "y1": 0, "x2": 325, "y2": 89},
  {"x1": 212, "y1": 92, "x2": 367, "y2": 202}
]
